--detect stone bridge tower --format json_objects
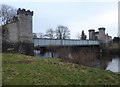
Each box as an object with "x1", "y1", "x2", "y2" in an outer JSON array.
[
  {"x1": 2, "y1": 8, "x2": 34, "y2": 55},
  {"x1": 88, "y1": 29, "x2": 95, "y2": 40},
  {"x1": 17, "y1": 8, "x2": 33, "y2": 43},
  {"x1": 98, "y1": 27, "x2": 106, "y2": 43},
  {"x1": 17, "y1": 8, "x2": 34, "y2": 55}
]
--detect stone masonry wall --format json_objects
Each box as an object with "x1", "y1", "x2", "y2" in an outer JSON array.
[
  {"x1": 6, "y1": 22, "x2": 19, "y2": 43},
  {"x1": 2, "y1": 8, "x2": 34, "y2": 56},
  {"x1": 17, "y1": 9, "x2": 33, "y2": 43}
]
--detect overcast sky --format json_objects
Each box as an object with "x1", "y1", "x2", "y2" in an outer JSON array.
[{"x1": 1, "y1": 0, "x2": 119, "y2": 39}]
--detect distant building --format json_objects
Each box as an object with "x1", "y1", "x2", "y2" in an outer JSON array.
[{"x1": 88, "y1": 27, "x2": 112, "y2": 43}]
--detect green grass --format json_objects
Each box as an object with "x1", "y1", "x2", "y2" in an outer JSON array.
[{"x1": 2, "y1": 53, "x2": 119, "y2": 85}]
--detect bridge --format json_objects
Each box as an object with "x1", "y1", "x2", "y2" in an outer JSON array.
[{"x1": 33, "y1": 38, "x2": 100, "y2": 47}]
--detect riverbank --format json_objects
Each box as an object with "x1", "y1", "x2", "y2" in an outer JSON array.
[{"x1": 2, "y1": 53, "x2": 119, "y2": 85}]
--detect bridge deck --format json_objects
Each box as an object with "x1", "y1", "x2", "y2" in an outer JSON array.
[{"x1": 33, "y1": 38, "x2": 100, "y2": 47}]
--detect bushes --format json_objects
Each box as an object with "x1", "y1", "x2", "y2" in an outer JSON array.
[
  {"x1": 34, "y1": 45, "x2": 100, "y2": 67},
  {"x1": 71, "y1": 48, "x2": 98, "y2": 67},
  {"x1": 2, "y1": 41, "x2": 34, "y2": 56},
  {"x1": 57, "y1": 47, "x2": 71, "y2": 60},
  {"x1": 2, "y1": 41, "x2": 19, "y2": 52},
  {"x1": 56, "y1": 46, "x2": 100, "y2": 67}
]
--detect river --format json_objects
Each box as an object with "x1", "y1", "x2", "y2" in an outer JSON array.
[
  {"x1": 106, "y1": 57, "x2": 120, "y2": 72},
  {"x1": 34, "y1": 50, "x2": 120, "y2": 73}
]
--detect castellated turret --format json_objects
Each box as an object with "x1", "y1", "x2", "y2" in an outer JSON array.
[
  {"x1": 17, "y1": 8, "x2": 34, "y2": 43},
  {"x1": 88, "y1": 29, "x2": 95, "y2": 40},
  {"x1": 98, "y1": 27, "x2": 106, "y2": 42},
  {"x1": 17, "y1": 8, "x2": 33, "y2": 16},
  {"x1": 88, "y1": 27, "x2": 112, "y2": 43}
]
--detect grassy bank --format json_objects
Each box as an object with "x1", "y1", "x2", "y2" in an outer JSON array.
[{"x1": 2, "y1": 53, "x2": 119, "y2": 85}]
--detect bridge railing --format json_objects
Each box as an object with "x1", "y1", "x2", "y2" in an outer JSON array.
[{"x1": 33, "y1": 38, "x2": 100, "y2": 47}]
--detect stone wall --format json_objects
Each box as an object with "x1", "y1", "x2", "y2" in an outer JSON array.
[
  {"x1": 2, "y1": 42, "x2": 34, "y2": 56},
  {"x1": 2, "y1": 8, "x2": 34, "y2": 56},
  {"x1": 6, "y1": 22, "x2": 19, "y2": 43},
  {"x1": 18, "y1": 42, "x2": 34, "y2": 55},
  {"x1": 18, "y1": 12, "x2": 33, "y2": 43}
]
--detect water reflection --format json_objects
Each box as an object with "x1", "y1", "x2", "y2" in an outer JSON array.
[
  {"x1": 106, "y1": 58, "x2": 120, "y2": 72},
  {"x1": 34, "y1": 50, "x2": 120, "y2": 73},
  {"x1": 34, "y1": 50, "x2": 59, "y2": 58}
]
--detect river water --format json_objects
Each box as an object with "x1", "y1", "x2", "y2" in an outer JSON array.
[
  {"x1": 106, "y1": 57, "x2": 120, "y2": 72},
  {"x1": 34, "y1": 50, "x2": 120, "y2": 73}
]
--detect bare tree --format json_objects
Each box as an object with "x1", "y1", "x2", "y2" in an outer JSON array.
[
  {"x1": 36, "y1": 33, "x2": 45, "y2": 38},
  {"x1": 76, "y1": 32, "x2": 81, "y2": 39},
  {"x1": 44, "y1": 28, "x2": 55, "y2": 39},
  {"x1": 33, "y1": 33, "x2": 37, "y2": 38},
  {"x1": 0, "y1": 4, "x2": 17, "y2": 25},
  {"x1": 55, "y1": 25, "x2": 70, "y2": 39},
  {"x1": 81, "y1": 30, "x2": 86, "y2": 40}
]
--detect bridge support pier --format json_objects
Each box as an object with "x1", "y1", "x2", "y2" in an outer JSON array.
[{"x1": 18, "y1": 42, "x2": 34, "y2": 56}]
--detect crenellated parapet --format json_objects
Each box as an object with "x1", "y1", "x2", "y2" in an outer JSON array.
[
  {"x1": 98, "y1": 27, "x2": 105, "y2": 31},
  {"x1": 17, "y1": 8, "x2": 33, "y2": 16},
  {"x1": 88, "y1": 29, "x2": 95, "y2": 40},
  {"x1": 88, "y1": 29, "x2": 95, "y2": 32}
]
